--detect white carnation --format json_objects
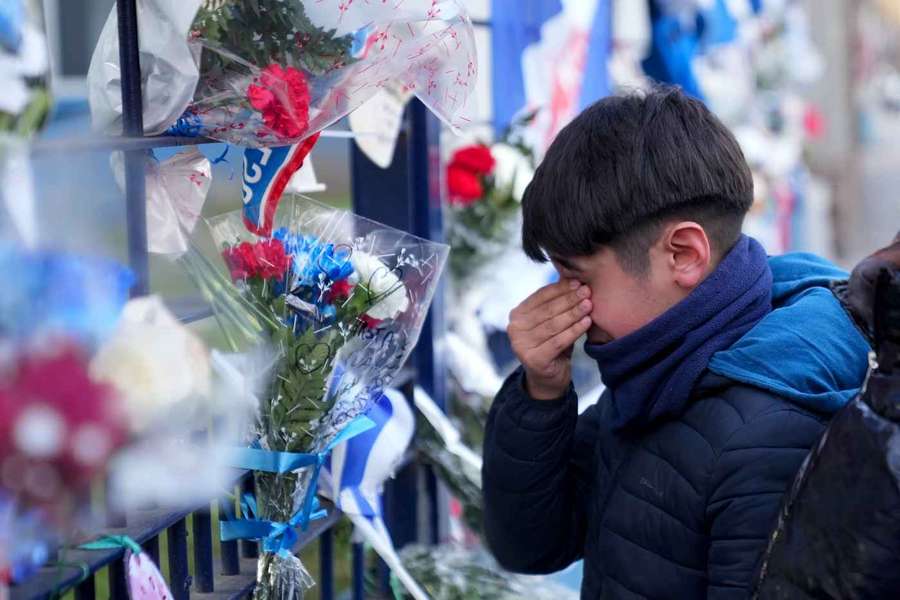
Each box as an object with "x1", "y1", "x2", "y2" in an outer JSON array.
[
  {"x1": 90, "y1": 296, "x2": 211, "y2": 433},
  {"x1": 351, "y1": 251, "x2": 410, "y2": 320},
  {"x1": 490, "y1": 143, "x2": 534, "y2": 202}
]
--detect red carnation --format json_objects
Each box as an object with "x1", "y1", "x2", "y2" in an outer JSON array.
[
  {"x1": 223, "y1": 241, "x2": 258, "y2": 281},
  {"x1": 451, "y1": 144, "x2": 495, "y2": 175},
  {"x1": 447, "y1": 165, "x2": 484, "y2": 205},
  {"x1": 326, "y1": 278, "x2": 354, "y2": 302},
  {"x1": 255, "y1": 238, "x2": 291, "y2": 280},
  {"x1": 248, "y1": 64, "x2": 311, "y2": 140}
]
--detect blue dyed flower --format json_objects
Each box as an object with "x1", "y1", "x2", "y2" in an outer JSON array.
[{"x1": 272, "y1": 228, "x2": 354, "y2": 293}]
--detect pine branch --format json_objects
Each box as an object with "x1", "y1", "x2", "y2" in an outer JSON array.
[{"x1": 193, "y1": 1, "x2": 357, "y2": 77}]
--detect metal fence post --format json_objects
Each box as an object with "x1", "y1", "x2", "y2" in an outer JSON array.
[{"x1": 116, "y1": 0, "x2": 149, "y2": 296}]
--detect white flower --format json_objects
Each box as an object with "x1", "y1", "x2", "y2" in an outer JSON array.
[
  {"x1": 350, "y1": 251, "x2": 410, "y2": 320},
  {"x1": 90, "y1": 296, "x2": 211, "y2": 433},
  {"x1": 490, "y1": 143, "x2": 535, "y2": 202}
]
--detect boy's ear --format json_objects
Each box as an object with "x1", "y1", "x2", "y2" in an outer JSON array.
[{"x1": 662, "y1": 222, "x2": 712, "y2": 289}]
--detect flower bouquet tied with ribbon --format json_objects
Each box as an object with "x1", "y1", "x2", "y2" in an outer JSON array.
[
  {"x1": 185, "y1": 196, "x2": 448, "y2": 600},
  {"x1": 89, "y1": 0, "x2": 477, "y2": 146}
]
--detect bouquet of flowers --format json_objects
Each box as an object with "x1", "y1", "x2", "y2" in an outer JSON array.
[
  {"x1": 89, "y1": 0, "x2": 477, "y2": 146},
  {"x1": 0, "y1": 244, "x2": 134, "y2": 523},
  {"x1": 444, "y1": 118, "x2": 536, "y2": 283},
  {"x1": 185, "y1": 195, "x2": 448, "y2": 600},
  {"x1": 412, "y1": 387, "x2": 483, "y2": 536},
  {"x1": 0, "y1": 239, "x2": 258, "y2": 563},
  {"x1": 394, "y1": 544, "x2": 579, "y2": 600}
]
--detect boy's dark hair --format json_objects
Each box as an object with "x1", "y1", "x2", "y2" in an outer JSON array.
[{"x1": 522, "y1": 86, "x2": 753, "y2": 274}]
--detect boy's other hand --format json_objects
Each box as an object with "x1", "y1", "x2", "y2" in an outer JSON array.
[{"x1": 508, "y1": 279, "x2": 593, "y2": 400}]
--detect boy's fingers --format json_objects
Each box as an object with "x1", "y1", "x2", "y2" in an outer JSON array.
[
  {"x1": 533, "y1": 287, "x2": 591, "y2": 324},
  {"x1": 514, "y1": 285, "x2": 590, "y2": 331},
  {"x1": 534, "y1": 298, "x2": 592, "y2": 342},
  {"x1": 519, "y1": 279, "x2": 579, "y2": 314},
  {"x1": 531, "y1": 316, "x2": 592, "y2": 364}
]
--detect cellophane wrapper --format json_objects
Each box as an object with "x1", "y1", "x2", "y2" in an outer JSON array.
[
  {"x1": 89, "y1": 0, "x2": 477, "y2": 145},
  {"x1": 396, "y1": 544, "x2": 579, "y2": 600},
  {"x1": 185, "y1": 195, "x2": 448, "y2": 600}
]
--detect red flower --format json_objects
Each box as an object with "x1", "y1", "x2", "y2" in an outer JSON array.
[
  {"x1": 445, "y1": 144, "x2": 495, "y2": 205},
  {"x1": 223, "y1": 239, "x2": 290, "y2": 281},
  {"x1": 0, "y1": 344, "x2": 126, "y2": 513},
  {"x1": 248, "y1": 64, "x2": 311, "y2": 140},
  {"x1": 447, "y1": 165, "x2": 484, "y2": 205},
  {"x1": 451, "y1": 145, "x2": 495, "y2": 175},
  {"x1": 223, "y1": 241, "x2": 258, "y2": 281},
  {"x1": 359, "y1": 314, "x2": 383, "y2": 330},
  {"x1": 254, "y1": 238, "x2": 291, "y2": 280},
  {"x1": 326, "y1": 278, "x2": 354, "y2": 302}
]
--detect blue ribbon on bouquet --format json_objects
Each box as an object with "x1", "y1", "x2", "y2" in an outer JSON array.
[
  {"x1": 220, "y1": 492, "x2": 328, "y2": 556},
  {"x1": 219, "y1": 415, "x2": 376, "y2": 553}
]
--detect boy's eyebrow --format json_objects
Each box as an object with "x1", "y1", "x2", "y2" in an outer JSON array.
[{"x1": 551, "y1": 255, "x2": 581, "y2": 273}]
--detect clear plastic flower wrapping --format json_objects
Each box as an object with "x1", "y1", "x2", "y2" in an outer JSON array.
[
  {"x1": 183, "y1": 195, "x2": 448, "y2": 599},
  {"x1": 89, "y1": 0, "x2": 477, "y2": 146}
]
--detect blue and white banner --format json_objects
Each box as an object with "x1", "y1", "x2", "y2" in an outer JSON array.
[
  {"x1": 491, "y1": 0, "x2": 611, "y2": 154},
  {"x1": 320, "y1": 388, "x2": 430, "y2": 600},
  {"x1": 241, "y1": 134, "x2": 319, "y2": 236}
]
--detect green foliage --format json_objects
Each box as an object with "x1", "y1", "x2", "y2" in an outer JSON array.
[
  {"x1": 394, "y1": 545, "x2": 518, "y2": 600},
  {"x1": 193, "y1": 0, "x2": 357, "y2": 77}
]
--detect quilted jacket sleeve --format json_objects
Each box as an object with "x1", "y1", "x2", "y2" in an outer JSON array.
[
  {"x1": 705, "y1": 406, "x2": 826, "y2": 599},
  {"x1": 482, "y1": 368, "x2": 599, "y2": 574}
]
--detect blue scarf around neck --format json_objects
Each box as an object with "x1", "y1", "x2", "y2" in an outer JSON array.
[{"x1": 584, "y1": 235, "x2": 773, "y2": 430}]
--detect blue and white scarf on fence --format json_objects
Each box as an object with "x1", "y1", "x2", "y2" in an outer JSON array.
[{"x1": 319, "y1": 388, "x2": 430, "y2": 600}]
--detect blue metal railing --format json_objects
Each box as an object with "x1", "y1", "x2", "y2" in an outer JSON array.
[{"x1": 10, "y1": 0, "x2": 455, "y2": 597}]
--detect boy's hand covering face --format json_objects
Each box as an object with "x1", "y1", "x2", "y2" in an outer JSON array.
[{"x1": 507, "y1": 279, "x2": 593, "y2": 400}]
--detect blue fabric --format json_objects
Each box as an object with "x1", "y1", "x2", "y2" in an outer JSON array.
[
  {"x1": 584, "y1": 236, "x2": 772, "y2": 429},
  {"x1": 0, "y1": 0, "x2": 23, "y2": 53},
  {"x1": 641, "y1": 1, "x2": 705, "y2": 100},
  {"x1": 491, "y1": 0, "x2": 561, "y2": 131},
  {"x1": 709, "y1": 253, "x2": 871, "y2": 414},
  {"x1": 491, "y1": 0, "x2": 611, "y2": 132},
  {"x1": 579, "y1": 0, "x2": 612, "y2": 113},
  {"x1": 698, "y1": 0, "x2": 737, "y2": 48},
  {"x1": 642, "y1": 0, "x2": 737, "y2": 96}
]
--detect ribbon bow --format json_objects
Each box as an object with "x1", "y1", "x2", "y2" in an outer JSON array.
[
  {"x1": 79, "y1": 535, "x2": 144, "y2": 555},
  {"x1": 220, "y1": 492, "x2": 328, "y2": 556},
  {"x1": 219, "y1": 415, "x2": 376, "y2": 553}
]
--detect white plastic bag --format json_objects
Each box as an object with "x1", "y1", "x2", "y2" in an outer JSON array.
[
  {"x1": 111, "y1": 147, "x2": 210, "y2": 255},
  {"x1": 89, "y1": 0, "x2": 203, "y2": 136}
]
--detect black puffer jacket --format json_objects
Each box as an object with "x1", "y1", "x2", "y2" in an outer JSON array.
[{"x1": 483, "y1": 371, "x2": 825, "y2": 599}]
